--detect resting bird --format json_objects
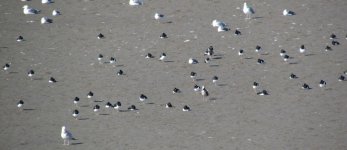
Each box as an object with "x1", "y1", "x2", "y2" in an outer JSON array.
[{"x1": 61, "y1": 126, "x2": 76, "y2": 145}]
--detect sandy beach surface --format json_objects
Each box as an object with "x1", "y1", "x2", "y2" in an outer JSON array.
[{"x1": 1, "y1": 0, "x2": 347, "y2": 149}]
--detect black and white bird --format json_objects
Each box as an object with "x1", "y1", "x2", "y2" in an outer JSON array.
[
  {"x1": 299, "y1": 45, "x2": 306, "y2": 54},
  {"x1": 319, "y1": 80, "x2": 326, "y2": 88},
  {"x1": 289, "y1": 73, "x2": 298, "y2": 79},
  {"x1": 255, "y1": 45, "x2": 262, "y2": 53},
  {"x1": 145, "y1": 53, "x2": 154, "y2": 59},
  {"x1": 139, "y1": 94, "x2": 147, "y2": 102},
  {"x1": 42, "y1": 0, "x2": 54, "y2": 4},
  {"x1": 23, "y1": 5, "x2": 40, "y2": 15},
  {"x1": 330, "y1": 34, "x2": 336, "y2": 40},
  {"x1": 154, "y1": 12, "x2": 164, "y2": 21},
  {"x1": 172, "y1": 88, "x2": 180, "y2": 94},
  {"x1": 98, "y1": 54, "x2": 103, "y2": 61},
  {"x1": 212, "y1": 76, "x2": 218, "y2": 85},
  {"x1": 253, "y1": 82, "x2": 259, "y2": 90},
  {"x1": 243, "y1": 2, "x2": 255, "y2": 19},
  {"x1": 182, "y1": 105, "x2": 191, "y2": 111},
  {"x1": 105, "y1": 102, "x2": 113, "y2": 108},
  {"x1": 97, "y1": 33, "x2": 104, "y2": 39},
  {"x1": 27, "y1": 70, "x2": 34, "y2": 79},
  {"x1": 234, "y1": 29, "x2": 241, "y2": 35},
  {"x1": 280, "y1": 49, "x2": 286, "y2": 57},
  {"x1": 238, "y1": 49, "x2": 244, "y2": 56},
  {"x1": 109, "y1": 57, "x2": 116, "y2": 64},
  {"x1": 52, "y1": 9, "x2": 61, "y2": 16},
  {"x1": 61, "y1": 126, "x2": 75, "y2": 146},
  {"x1": 204, "y1": 57, "x2": 210, "y2": 63},
  {"x1": 188, "y1": 58, "x2": 198, "y2": 64},
  {"x1": 257, "y1": 59, "x2": 265, "y2": 64},
  {"x1": 332, "y1": 40, "x2": 340, "y2": 46},
  {"x1": 190, "y1": 72, "x2": 197, "y2": 81},
  {"x1": 160, "y1": 33, "x2": 168, "y2": 39},
  {"x1": 93, "y1": 105, "x2": 100, "y2": 113},
  {"x1": 217, "y1": 25, "x2": 229, "y2": 32},
  {"x1": 129, "y1": 0, "x2": 143, "y2": 6},
  {"x1": 113, "y1": 101, "x2": 121, "y2": 110},
  {"x1": 3, "y1": 63, "x2": 10, "y2": 71},
  {"x1": 257, "y1": 90, "x2": 268, "y2": 96},
  {"x1": 128, "y1": 105, "x2": 137, "y2": 111},
  {"x1": 166, "y1": 102, "x2": 173, "y2": 108},
  {"x1": 338, "y1": 75, "x2": 345, "y2": 81},
  {"x1": 282, "y1": 9, "x2": 295, "y2": 16},
  {"x1": 205, "y1": 46, "x2": 214, "y2": 57},
  {"x1": 73, "y1": 97, "x2": 79, "y2": 107},
  {"x1": 325, "y1": 46, "x2": 332, "y2": 51},
  {"x1": 159, "y1": 53, "x2": 166, "y2": 61},
  {"x1": 302, "y1": 83, "x2": 310, "y2": 90},
  {"x1": 17, "y1": 36, "x2": 24, "y2": 42},
  {"x1": 87, "y1": 91, "x2": 94, "y2": 99},
  {"x1": 72, "y1": 110, "x2": 79, "y2": 120},
  {"x1": 201, "y1": 86, "x2": 209, "y2": 101},
  {"x1": 49, "y1": 77, "x2": 57, "y2": 83},
  {"x1": 41, "y1": 17, "x2": 53, "y2": 24},
  {"x1": 283, "y1": 55, "x2": 290, "y2": 62},
  {"x1": 117, "y1": 70, "x2": 124, "y2": 76},
  {"x1": 193, "y1": 84, "x2": 201, "y2": 92},
  {"x1": 17, "y1": 100, "x2": 24, "y2": 111}
]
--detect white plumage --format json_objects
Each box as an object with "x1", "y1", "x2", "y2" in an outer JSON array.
[
  {"x1": 41, "y1": 17, "x2": 52, "y2": 24},
  {"x1": 23, "y1": 5, "x2": 40, "y2": 15},
  {"x1": 188, "y1": 58, "x2": 198, "y2": 64},
  {"x1": 61, "y1": 126, "x2": 75, "y2": 145},
  {"x1": 243, "y1": 2, "x2": 255, "y2": 19},
  {"x1": 42, "y1": 0, "x2": 53, "y2": 4},
  {"x1": 52, "y1": 10, "x2": 61, "y2": 16},
  {"x1": 129, "y1": 0, "x2": 143, "y2": 6}
]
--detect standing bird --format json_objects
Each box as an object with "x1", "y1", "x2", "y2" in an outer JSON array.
[
  {"x1": 27, "y1": 70, "x2": 34, "y2": 80},
  {"x1": 128, "y1": 105, "x2": 137, "y2": 111},
  {"x1": 325, "y1": 46, "x2": 332, "y2": 51},
  {"x1": 166, "y1": 102, "x2": 173, "y2": 108},
  {"x1": 280, "y1": 49, "x2": 286, "y2": 57},
  {"x1": 319, "y1": 80, "x2": 326, "y2": 88},
  {"x1": 114, "y1": 101, "x2": 121, "y2": 110},
  {"x1": 17, "y1": 100, "x2": 24, "y2": 111},
  {"x1": 109, "y1": 57, "x2": 116, "y2": 64},
  {"x1": 87, "y1": 91, "x2": 94, "y2": 99},
  {"x1": 159, "y1": 53, "x2": 166, "y2": 61},
  {"x1": 190, "y1": 72, "x2": 197, "y2": 81},
  {"x1": 97, "y1": 54, "x2": 103, "y2": 62},
  {"x1": 193, "y1": 84, "x2": 201, "y2": 92},
  {"x1": 105, "y1": 102, "x2": 113, "y2": 108},
  {"x1": 302, "y1": 83, "x2": 310, "y2": 90},
  {"x1": 61, "y1": 126, "x2": 75, "y2": 145},
  {"x1": 238, "y1": 49, "x2": 244, "y2": 56},
  {"x1": 212, "y1": 76, "x2": 218, "y2": 85},
  {"x1": 234, "y1": 29, "x2": 241, "y2": 35},
  {"x1": 255, "y1": 45, "x2": 262, "y2": 53},
  {"x1": 330, "y1": 34, "x2": 336, "y2": 40},
  {"x1": 204, "y1": 58, "x2": 210, "y2": 63},
  {"x1": 283, "y1": 55, "x2": 290, "y2": 62},
  {"x1": 73, "y1": 97, "x2": 79, "y2": 107},
  {"x1": 93, "y1": 105, "x2": 100, "y2": 114},
  {"x1": 139, "y1": 94, "x2": 147, "y2": 102},
  {"x1": 201, "y1": 86, "x2": 209, "y2": 101},
  {"x1": 72, "y1": 110, "x2": 79, "y2": 120},
  {"x1": 299, "y1": 45, "x2": 306, "y2": 54},
  {"x1": 154, "y1": 12, "x2": 164, "y2": 22},
  {"x1": 3, "y1": 63, "x2": 10, "y2": 71},
  {"x1": 257, "y1": 59, "x2": 265, "y2": 64},
  {"x1": 204, "y1": 46, "x2": 214, "y2": 57},
  {"x1": 243, "y1": 2, "x2": 255, "y2": 19},
  {"x1": 117, "y1": 70, "x2": 124, "y2": 76},
  {"x1": 253, "y1": 82, "x2": 259, "y2": 92}
]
